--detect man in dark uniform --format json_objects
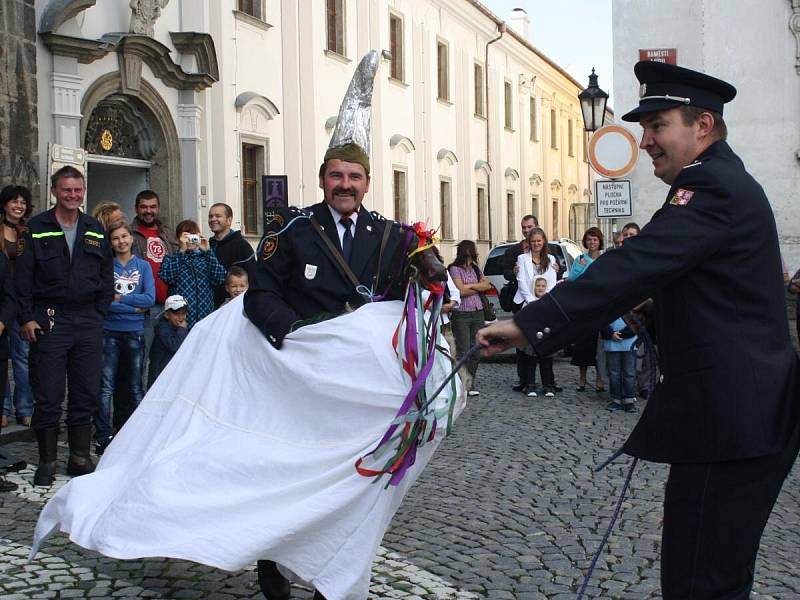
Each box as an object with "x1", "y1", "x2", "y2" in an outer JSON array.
[
  {"x1": 478, "y1": 61, "x2": 800, "y2": 599},
  {"x1": 244, "y1": 149, "x2": 406, "y2": 600},
  {"x1": 17, "y1": 166, "x2": 114, "y2": 486},
  {"x1": 503, "y1": 214, "x2": 537, "y2": 392}
]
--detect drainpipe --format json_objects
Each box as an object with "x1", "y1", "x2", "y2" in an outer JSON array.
[{"x1": 484, "y1": 22, "x2": 505, "y2": 248}]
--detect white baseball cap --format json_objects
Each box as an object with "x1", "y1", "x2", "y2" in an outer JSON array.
[{"x1": 164, "y1": 295, "x2": 188, "y2": 311}]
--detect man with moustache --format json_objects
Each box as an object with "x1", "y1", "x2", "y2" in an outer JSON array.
[{"x1": 477, "y1": 61, "x2": 800, "y2": 599}]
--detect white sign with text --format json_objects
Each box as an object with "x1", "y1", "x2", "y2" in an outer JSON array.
[{"x1": 595, "y1": 179, "x2": 632, "y2": 218}]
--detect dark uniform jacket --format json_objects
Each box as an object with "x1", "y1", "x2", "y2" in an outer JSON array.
[
  {"x1": 0, "y1": 253, "x2": 16, "y2": 360},
  {"x1": 15, "y1": 208, "x2": 114, "y2": 326},
  {"x1": 244, "y1": 202, "x2": 406, "y2": 348},
  {"x1": 514, "y1": 140, "x2": 799, "y2": 464}
]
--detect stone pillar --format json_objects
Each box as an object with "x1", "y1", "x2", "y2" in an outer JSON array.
[
  {"x1": 177, "y1": 92, "x2": 202, "y2": 222},
  {"x1": 0, "y1": 0, "x2": 39, "y2": 191}
]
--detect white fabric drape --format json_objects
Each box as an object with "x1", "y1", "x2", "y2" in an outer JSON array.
[{"x1": 30, "y1": 296, "x2": 463, "y2": 600}]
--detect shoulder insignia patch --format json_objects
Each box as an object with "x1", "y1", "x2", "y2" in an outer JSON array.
[
  {"x1": 261, "y1": 235, "x2": 278, "y2": 260},
  {"x1": 269, "y1": 213, "x2": 285, "y2": 229},
  {"x1": 669, "y1": 188, "x2": 695, "y2": 206}
]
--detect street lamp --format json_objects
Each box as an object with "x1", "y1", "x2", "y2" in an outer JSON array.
[{"x1": 578, "y1": 68, "x2": 609, "y2": 132}]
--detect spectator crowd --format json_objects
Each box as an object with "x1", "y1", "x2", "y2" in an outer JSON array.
[{"x1": 0, "y1": 171, "x2": 255, "y2": 491}]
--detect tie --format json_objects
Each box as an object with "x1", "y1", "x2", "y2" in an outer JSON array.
[{"x1": 340, "y1": 217, "x2": 353, "y2": 264}]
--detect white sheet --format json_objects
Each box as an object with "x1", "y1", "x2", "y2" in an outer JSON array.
[{"x1": 30, "y1": 296, "x2": 463, "y2": 600}]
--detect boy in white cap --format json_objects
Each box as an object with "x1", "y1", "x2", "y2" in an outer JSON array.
[{"x1": 147, "y1": 295, "x2": 189, "y2": 387}]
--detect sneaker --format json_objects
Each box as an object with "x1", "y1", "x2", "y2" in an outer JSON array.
[
  {"x1": 544, "y1": 390, "x2": 555, "y2": 397},
  {"x1": 526, "y1": 390, "x2": 538, "y2": 397},
  {"x1": 512, "y1": 383, "x2": 525, "y2": 392},
  {"x1": 467, "y1": 390, "x2": 480, "y2": 397},
  {"x1": 606, "y1": 401, "x2": 625, "y2": 412}
]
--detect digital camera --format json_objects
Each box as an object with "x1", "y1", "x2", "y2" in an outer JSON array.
[{"x1": 187, "y1": 234, "x2": 200, "y2": 245}]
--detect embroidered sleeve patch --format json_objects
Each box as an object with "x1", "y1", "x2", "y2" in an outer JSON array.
[
  {"x1": 261, "y1": 236, "x2": 278, "y2": 260},
  {"x1": 669, "y1": 188, "x2": 695, "y2": 205}
]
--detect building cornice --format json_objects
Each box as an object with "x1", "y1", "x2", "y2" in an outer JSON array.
[
  {"x1": 40, "y1": 32, "x2": 218, "y2": 91},
  {"x1": 40, "y1": 0, "x2": 98, "y2": 34}
]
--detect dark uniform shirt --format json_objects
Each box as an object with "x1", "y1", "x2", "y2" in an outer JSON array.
[
  {"x1": 243, "y1": 201, "x2": 407, "y2": 348},
  {"x1": 15, "y1": 208, "x2": 114, "y2": 325},
  {"x1": 514, "y1": 140, "x2": 799, "y2": 464}
]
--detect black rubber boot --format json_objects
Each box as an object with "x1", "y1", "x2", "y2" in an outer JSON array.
[
  {"x1": 257, "y1": 560, "x2": 291, "y2": 600},
  {"x1": 66, "y1": 423, "x2": 96, "y2": 476},
  {"x1": 33, "y1": 428, "x2": 59, "y2": 486}
]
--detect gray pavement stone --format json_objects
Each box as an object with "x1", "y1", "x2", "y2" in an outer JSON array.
[{"x1": 0, "y1": 359, "x2": 798, "y2": 598}]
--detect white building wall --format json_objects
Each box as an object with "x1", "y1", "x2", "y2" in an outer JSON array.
[
  {"x1": 35, "y1": 0, "x2": 591, "y2": 260},
  {"x1": 613, "y1": 0, "x2": 800, "y2": 266}
]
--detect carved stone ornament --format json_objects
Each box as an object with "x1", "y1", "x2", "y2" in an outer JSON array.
[
  {"x1": 790, "y1": 0, "x2": 800, "y2": 75},
  {"x1": 130, "y1": 0, "x2": 170, "y2": 37}
]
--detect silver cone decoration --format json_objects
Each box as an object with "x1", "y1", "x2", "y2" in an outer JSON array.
[{"x1": 327, "y1": 50, "x2": 379, "y2": 157}]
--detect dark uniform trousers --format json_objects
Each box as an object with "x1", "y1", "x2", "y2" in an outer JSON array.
[
  {"x1": 30, "y1": 305, "x2": 104, "y2": 430},
  {"x1": 662, "y1": 423, "x2": 800, "y2": 599}
]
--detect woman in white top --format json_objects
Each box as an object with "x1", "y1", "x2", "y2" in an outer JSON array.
[{"x1": 514, "y1": 227, "x2": 558, "y2": 305}]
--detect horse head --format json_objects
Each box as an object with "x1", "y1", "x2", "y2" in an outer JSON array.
[{"x1": 405, "y1": 222, "x2": 447, "y2": 291}]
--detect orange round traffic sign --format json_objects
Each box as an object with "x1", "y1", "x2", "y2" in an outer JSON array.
[{"x1": 588, "y1": 125, "x2": 639, "y2": 179}]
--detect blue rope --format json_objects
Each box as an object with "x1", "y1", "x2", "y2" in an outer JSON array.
[
  {"x1": 576, "y1": 457, "x2": 639, "y2": 599},
  {"x1": 255, "y1": 214, "x2": 311, "y2": 257}
]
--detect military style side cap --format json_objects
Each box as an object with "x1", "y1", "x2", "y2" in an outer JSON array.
[{"x1": 621, "y1": 61, "x2": 737, "y2": 122}]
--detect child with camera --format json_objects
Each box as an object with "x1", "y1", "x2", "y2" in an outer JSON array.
[{"x1": 157, "y1": 220, "x2": 226, "y2": 329}]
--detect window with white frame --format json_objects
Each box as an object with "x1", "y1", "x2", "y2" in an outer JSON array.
[
  {"x1": 238, "y1": 0, "x2": 263, "y2": 19},
  {"x1": 440, "y1": 179, "x2": 453, "y2": 240},
  {"x1": 474, "y1": 63, "x2": 485, "y2": 117},
  {"x1": 326, "y1": 0, "x2": 345, "y2": 56},
  {"x1": 477, "y1": 186, "x2": 489, "y2": 240},
  {"x1": 568, "y1": 119, "x2": 574, "y2": 156},
  {"x1": 389, "y1": 12, "x2": 404, "y2": 81},
  {"x1": 242, "y1": 142, "x2": 266, "y2": 235},
  {"x1": 437, "y1": 41, "x2": 449, "y2": 101},
  {"x1": 393, "y1": 169, "x2": 407, "y2": 223},
  {"x1": 506, "y1": 192, "x2": 515, "y2": 241},
  {"x1": 504, "y1": 80, "x2": 513, "y2": 129},
  {"x1": 550, "y1": 109, "x2": 558, "y2": 149},
  {"x1": 529, "y1": 97, "x2": 537, "y2": 141}
]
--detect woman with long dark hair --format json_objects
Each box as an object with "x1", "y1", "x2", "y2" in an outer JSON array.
[
  {"x1": 0, "y1": 185, "x2": 33, "y2": 428},
  {"x1": 448, "y1": 240, "x2": 491, "y2": 396}
]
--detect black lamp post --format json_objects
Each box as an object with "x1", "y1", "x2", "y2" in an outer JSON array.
[{"x1": 578, "y1": 68, "x2": 609, "y2": 132}]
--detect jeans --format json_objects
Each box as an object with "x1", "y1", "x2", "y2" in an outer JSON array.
[
  {"x1": 450, "y1": 310, "x2": 484, "y2": 381},
  {"x1": 606, "y1": 348, "x2": 637, "y2": 402},
  {"x1": 94, "y1": 330, "x2": 145, "y2": 442},
  {"x1": 3, "y1": 320, "x2": 33, "y2": 418}
]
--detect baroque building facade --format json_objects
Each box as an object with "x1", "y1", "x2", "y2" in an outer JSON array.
[{"x1": 34, "y1": 0, "x2": 592, "y2": 258}]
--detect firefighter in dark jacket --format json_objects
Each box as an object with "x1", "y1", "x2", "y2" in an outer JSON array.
[
  {"x1": 477, "y1": 61, "x2": 800, "y2": 599},
  {"x1": 16, "y1": 166, "x2": 114, "y2": 486}
]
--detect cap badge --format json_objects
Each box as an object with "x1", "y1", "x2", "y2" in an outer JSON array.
[
  {"x1": 639, "y1": 83, "x2": 647, "y2": 98},
  {"x1": 304, "y1": 264, "x2": 318, "y2": 280}
]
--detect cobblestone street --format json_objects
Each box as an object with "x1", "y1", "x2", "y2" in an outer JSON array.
[{"x1": 1, "y1": 358, "x2": 798, "y2": 599}]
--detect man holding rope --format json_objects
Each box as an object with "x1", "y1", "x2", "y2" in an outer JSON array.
[{"x1": 478, "y1": 61, "x2": 800, "y2": 599}]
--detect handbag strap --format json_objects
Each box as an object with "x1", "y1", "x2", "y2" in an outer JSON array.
[{"x1": 310, "y1": 217, "x2": 360, "y2": 289}]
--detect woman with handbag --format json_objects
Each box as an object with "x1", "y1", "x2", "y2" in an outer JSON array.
[{"x1": 448, "y1": 240, "x2": 492, "y2": 397}]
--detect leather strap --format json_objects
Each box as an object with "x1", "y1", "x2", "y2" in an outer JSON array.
[
  {"x1": 372, "y1": 219, "x2": 394, "y2": 292},
  {"x1": 310, "y1": 217, "x2": 360, "y2": 289}
]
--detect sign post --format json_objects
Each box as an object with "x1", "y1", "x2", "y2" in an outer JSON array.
[{"x1": 587, "y1": 125, "x2": 640, "y2": 222}]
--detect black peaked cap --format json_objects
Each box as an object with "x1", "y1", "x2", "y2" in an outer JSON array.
[{"x1": 621, "y1": 61, "x2": 737, "y2": 122}]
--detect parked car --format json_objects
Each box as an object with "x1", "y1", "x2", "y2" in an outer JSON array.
[{"x1": 481, "y1": 239, "x2": 582, "y2": 321}]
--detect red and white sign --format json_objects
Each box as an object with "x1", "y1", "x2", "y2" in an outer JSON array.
[
  {"x1": 587, "y1": 125, "x2": 640, "y2": 179},
  {"x1": 639, "y1": 48, "x2": 677, "y2": 64}
]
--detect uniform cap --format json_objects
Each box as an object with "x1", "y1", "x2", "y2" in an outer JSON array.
[
  {"x1": 164, "y1": 295, "x2": 187, "y2": 311},
  {"x1": 621, "y1": 61, "x2": 736, "y2": 122}
]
